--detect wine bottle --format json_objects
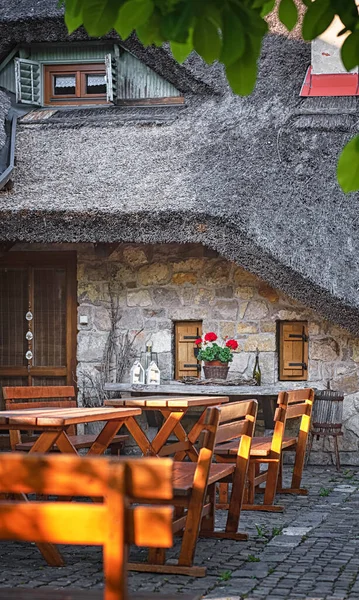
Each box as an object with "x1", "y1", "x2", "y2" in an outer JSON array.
[
  {"x1": 145, "y1": 342, "x2": 152, "y2": 371},
  {"x1": 253, "y1": 348, "x2": 261, "y2": 386}
]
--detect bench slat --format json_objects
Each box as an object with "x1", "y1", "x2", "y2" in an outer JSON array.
[{"x1": 15, "y1": 434, "x2": 128, "y2": 452}]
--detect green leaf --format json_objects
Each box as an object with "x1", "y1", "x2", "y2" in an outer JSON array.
[
  {"x1": 260, "y1": 0, "x2": 276, "y2": 17},
  {"x1": 137, "y1": 11, "x2": 164, "y2": 46},
  {"x1": 193, "y1": 16, "x2": 221, "y2": 64},
  {"x1": 341, "y1": 31, "x2": 359, "y2": 72},
  {"x1": 205, "y1": 4, "x2": 222, "y2": 30},
  {"x1": 332, "y1": 0, "x2": 358, "y2": 31},
  {"x1": 64, "y1": 0, "x2": 84, "y2": 33},
  {"x1": 302, "y1": 0, "x2": 335, "y2": 41},
  {"x1": 220, "y1": 9, "x2": 245, "y2": 67},
  {"x1": 225, "y1": 34, "x2": 262, "y2": 96},
  {"x1": 115, "y1": 0, "x2": 154, "y2": 40},
  {"x1": 83, "y1": 0, "x2": 120, "y2": 37},
  {"x1": 337, "y1": 135, "x2": 359, "y2": 193},
  {"x1": 278, "y1": 0, "x2": 298, "y2": 31},
  {"x1": 170, "y1": 34, "x2": 193, "y2": 63},
  {"x1": 160, "y1": 3, "x2": 193, "y2": 43}
]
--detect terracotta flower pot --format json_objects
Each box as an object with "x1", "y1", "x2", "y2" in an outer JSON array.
[{"x1": 203, "y1": 361, "x2": 229, "y2": 380}]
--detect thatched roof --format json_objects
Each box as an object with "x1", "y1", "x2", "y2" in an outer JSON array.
[
  {"x1": 0, "y1": 3, "x2": 359, "y2": 334},
  {"x1": 0, "y1": 91, "x2": 9, "y2": 151}
]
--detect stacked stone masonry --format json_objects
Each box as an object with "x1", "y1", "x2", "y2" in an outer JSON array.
[{"x1": 74, "y1": 242, "x2": 359, "y2": 465}]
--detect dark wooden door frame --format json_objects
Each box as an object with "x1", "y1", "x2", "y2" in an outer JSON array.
[{"x1": 0, "y1": 252, "x2": 77, "y2": 387}]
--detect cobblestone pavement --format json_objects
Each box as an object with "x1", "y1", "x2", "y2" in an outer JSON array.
[{"x1": 1, "y1": 466, "x2": 359, "y2": 599}]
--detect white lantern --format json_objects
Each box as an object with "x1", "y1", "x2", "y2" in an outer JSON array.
[
  {"x1": 130, "y1": 361, "x2": 145, "y2": 385},
  {"x1": 146, "y1": 361, "x2": 160, "y2": 385}
]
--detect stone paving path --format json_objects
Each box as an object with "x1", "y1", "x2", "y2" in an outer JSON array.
[{"x1": 1, "y1": 466, "x2": 359, "y2": 599}]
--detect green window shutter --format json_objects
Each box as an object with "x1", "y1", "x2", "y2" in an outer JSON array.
[
  {"x1": 105, "y1": 53, "x2": 117, "y2": 103},
  {"x1": 15, "y1": 58, "x2": 41, "y2": 105}
]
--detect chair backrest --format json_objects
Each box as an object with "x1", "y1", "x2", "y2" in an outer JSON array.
[
  {"x1": 269, "y1": 388, "x2": 314, "y2": 456},
  {"x1": 213, "y1": 399, "x2": 258, "y2": 521},
  {"x1": 0, "y1": 453, "x2": 173, "y2": 600},
  {"x1": 194, "y1": 400, "x2": 257, "y2": 532},
  {"x1": 2, "y1": 386, "x2": 77, "y2": 447}
]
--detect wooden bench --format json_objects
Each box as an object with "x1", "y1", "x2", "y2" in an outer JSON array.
[
  {"x1": 2, "y1": 386, "x2": 128, "y2": 455},
  {"x1": 0, "y1": 453, "x2": 199, "y2": 600},
  {"x1": 216, "y1": 388, "x2": 314, "y2": 511},
  {"x1": 131, "y1": 399, "x2": 257, "y2": 576}
]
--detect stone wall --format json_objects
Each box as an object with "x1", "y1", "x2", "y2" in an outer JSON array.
[{"x1": 76, "y1": 242, "x2": 359, "y2": 464}]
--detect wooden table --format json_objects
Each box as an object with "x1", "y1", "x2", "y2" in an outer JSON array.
[
  {"x1": 104, "y1": 396, "x2": 228, "y2": 461},
  {"x1": 0, "y1": 406, "x2": 142, "y2": 456},
  {"x1": 0, "y1": 406, "x2": 142, "y2": 569},
  {"x1": 104, "y1": 381, "x2": 281, "y2": 429}
]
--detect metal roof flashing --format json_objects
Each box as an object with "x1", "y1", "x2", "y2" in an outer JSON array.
[
  {"x1": 300, "y1": 66, "x2": 359, "y2": 97},
  {"x1": 0, "y1": 111, "x2": 16, "y2": 191}
]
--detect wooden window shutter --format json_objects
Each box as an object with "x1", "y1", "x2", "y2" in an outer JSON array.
[
  {"x1": 105, "y1": 52, "x2": 117, "y2": 103},
  {"x1": 279, "y1": 321, "x2": 308, "y2": 381},
  {"x1": 15, "y1": 58, "x2": 41, "y2": 105},
  {"x1": 175, "y1": 321, "x2": 202, "y2": 380}
]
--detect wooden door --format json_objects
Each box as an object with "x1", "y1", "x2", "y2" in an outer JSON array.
[
  {"x1": 0, "y1": 253, "x2": 77, "y2": 406},
  {"x1": 175, "y1": 321, "x2": 202, "y2": 380}
]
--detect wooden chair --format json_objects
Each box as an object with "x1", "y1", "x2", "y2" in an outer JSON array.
[
  {"x1": 130, "y1": 399, "x2": 257, "y2": 577},
  {"x1": 2, "y1": 386, "x2": 128, "y2": 454},
  {"x1": 0, "y1": 452, "x2": 199, "y2": 600},
  {"x1": 216, "y1": 388, "x2": 314, "y2": 512}
]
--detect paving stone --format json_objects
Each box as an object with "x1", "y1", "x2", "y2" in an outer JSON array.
[{"x1": 2, "y1": 465, "x2": 359, "y2": 600}]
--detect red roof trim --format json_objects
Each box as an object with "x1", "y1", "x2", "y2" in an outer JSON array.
[{"x1": 300, "y1": 66, "x2": 359, "y2": 97}]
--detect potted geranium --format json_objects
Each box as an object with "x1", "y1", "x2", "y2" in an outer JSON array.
[{"x1": 194, "y1": 332, "x2": 238, "y2": 380}]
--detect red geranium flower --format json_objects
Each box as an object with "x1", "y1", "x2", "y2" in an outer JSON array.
[
  {"x1": 194, "y1": 338, "x2": 202, "y2": 345},
  {"x1": 226, "y1": 339, "x2": 238, "y2": 351},
  {"x1": 204, "y1": 332, "x2": 217, "y2": 342}
]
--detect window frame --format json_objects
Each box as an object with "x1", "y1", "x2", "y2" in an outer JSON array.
[{"x1": 44, "y1": 63, "x2": 109, "y2": 106}]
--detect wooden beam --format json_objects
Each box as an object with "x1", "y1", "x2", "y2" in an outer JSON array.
[
  {"x1": 0, "y1": 242, "x2": 15, "y2": 257},
  {"x1": 93, "y1": 243, "x2": 119, "y2": 258}
]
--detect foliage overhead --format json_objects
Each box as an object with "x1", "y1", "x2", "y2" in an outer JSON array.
[{"x1": 61, "y1": 0, "x2": 359, "y2": 192}]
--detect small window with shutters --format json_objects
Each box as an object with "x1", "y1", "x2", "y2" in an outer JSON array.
[
  {"x1": 175, "y1": 321, "x2": 202, "y2": 380},
  {"x1": 279, "y1": 321, "x2": 308, "y2": 381}
]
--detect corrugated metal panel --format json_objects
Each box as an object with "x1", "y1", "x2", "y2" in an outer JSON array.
[
  {"x1": 118, "y1": 51, "x2": 180, "y2": 99},
  {"x1": 0, "y1": 61, "x2": 16, "y2": 94},
  {"x1": 31, "y1": 45, "x2": 112, "y2": 62}
]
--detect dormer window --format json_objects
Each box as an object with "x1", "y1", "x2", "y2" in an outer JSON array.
[
  {"x1": 4, "y1": 43, "x2": 183, "y2": 108},
  {"x1": 44, "y1": 64, "x2": 108, "y2": 105}
]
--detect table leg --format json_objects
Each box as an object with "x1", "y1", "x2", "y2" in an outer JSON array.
[
  {"x1": 21, "y1": 431, "x2": 66, "y2": 565},
  {"x1": 152, "y1": 411, "x2": 189, "y2": 456},
  {"x1": 55, "y1": 432, "x2": 78, "y2": 455},
  {"x1": 262, "y1": 397, "x2": 276, "y2": 430},
  {"x1": 17, "y1": 493, "x2": 64, "y2": 567},
  {"x1": 86, "y1": 420, "x2": 125, "y2": 456},
  {"x1": 172, "y1": 409, "x2": 208, "y2": 462},
  {"x1": 28, "y1": 431, "x2": 62, "y2": 454},
  {"x1": 125, "y1": 416, "x2": 153, "y2": 455}
]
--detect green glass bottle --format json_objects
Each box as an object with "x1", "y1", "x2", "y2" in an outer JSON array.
[{"x1": 253, "y1": 348, "x2": 261, "y2": 386}]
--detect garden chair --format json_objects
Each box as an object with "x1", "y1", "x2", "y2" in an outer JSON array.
[
  {"x1": 216, "y1": 388, "x2": 314, "y2": 511},
  {"x1": 130, "y1": 399, "x2": 257, "y2": 576},
  {"x1": 2, "y1": 386, "x2": 127, "y2": 454},
  {"x1": 0, "y1": 452, "x2": 199, "y2": 600}
]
